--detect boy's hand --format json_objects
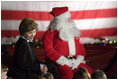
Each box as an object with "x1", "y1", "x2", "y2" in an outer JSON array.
[{"x1": 40, "y1": 64, "x2": 48, "y2": 73}]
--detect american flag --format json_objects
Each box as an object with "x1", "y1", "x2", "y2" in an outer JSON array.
[{"x1": 1, "y1": 1, "x2": 117, "y2": 44}]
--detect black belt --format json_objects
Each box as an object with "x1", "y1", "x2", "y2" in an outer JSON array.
[{"x1": 66, "y1": 56, "x2": 76, "y2": 59}]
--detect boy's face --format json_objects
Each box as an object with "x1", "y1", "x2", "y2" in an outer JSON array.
[
  {"x1": 1, "y1": 71, "x2": 7, "y2": 79},
  {"x1": 24, "y1": 29, "x2": 36, "y2": 41}
]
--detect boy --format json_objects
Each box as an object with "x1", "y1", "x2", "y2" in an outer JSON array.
[
  {"x1": 1, "y1": 65, "x2": 8, "y2": 79},
  {"x1": 40, "y1": 72, "x2": 54, "y2": 79},
  {"x1": 7, "y1": 18, "x2": 59, "y2": 79},
  {"x1": 73, "y1": 67, "x2": 91, "y2": 79},
  {"x1": 91, "y1": 69, "x2": 107, "y2": 79}
]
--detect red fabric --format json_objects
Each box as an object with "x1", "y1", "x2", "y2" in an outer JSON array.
[
  {"x1": 50, "y1": 6, "x2": 68, "y2": 17},
  {"x1": 58, "y1": 65, "x2": 73, "y2": 79},
  {"x1": 5, "y1": 44, "x2": 117, "y2": 78},
  {"x1": 85, "y1": 45, "x2": 116, "y2": 71},
  {"x1": 42, "y1": 29, "x2": 86, "y2": 62},
  {"x1": 6, "y1": 46, "x2": 14, "y2": 56},
  {"x1": 58, "y1": 63, "x2": 93, "y2": 79},
  {"x1": 2, "y1": 28, "x2": 117, "y2": 38},
  {"x1": 72, "y1": 63, "x2": 93, "y2": 75},
  {"x1": 2, "y1": 8, "x2": 116, "y2": 20},
  {"x1": 42, "y1": 29, "x2": 92, "y2": 78}
]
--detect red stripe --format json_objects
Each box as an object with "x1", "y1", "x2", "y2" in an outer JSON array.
[
  {"x1": 1, "y1": 10, "x2": 53, "y2": 20},
  {"x1": 1, "y1": 30, "x2": 45, "y2": 38},
  {"x1": 80, "y1": 28, "x2": 117, "y2": 37},
  {"x1": 1, "y1": 8, "x2": 117, "y2": 20},
  {"x1": 1, "y1": 28, "x2": 117, "y2": 38},
  {"x1": 71, "y1": 8, "x2": 117, "y2": 19}
]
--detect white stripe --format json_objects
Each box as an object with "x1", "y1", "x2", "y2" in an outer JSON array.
[
  {"x1": 1, "y1": 17, "x2": 116, "y2": 30},
  {"x1": 75, "y1": 17, "x2": 117, "y2": 30},
  {"x1": 68, "y1": 39, "x2": 76, "y2": 56},
  {"x1": 1, "y1": 1, "x2": 117, "y2": 11},
  {"x1": 1, "y1": 20, "x2": 20, "y2": 30},
  {"x1": 1, "y1": 20, "x2": 50, "y2": 31},
  {"x1": 1, "y1": 36, "x2": 116, "y2": 45}
]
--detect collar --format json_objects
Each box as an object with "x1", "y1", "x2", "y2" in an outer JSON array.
[{"x1": 20, "y1": 36, "x2": 33, "y2": 43}]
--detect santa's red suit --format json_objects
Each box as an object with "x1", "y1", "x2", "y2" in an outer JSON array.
[{"x1": 42, "y1": 7, "x2": 93, "y2": 79}]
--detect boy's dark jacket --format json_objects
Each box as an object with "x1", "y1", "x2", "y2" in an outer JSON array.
[{"x1": 8, "y1": 37, "x2": 41, "y2": 79}]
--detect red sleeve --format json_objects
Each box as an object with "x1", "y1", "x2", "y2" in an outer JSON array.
[
  {"x1": 78, "y1": 38, "x2": 86, "y2": 57},
  {"x1": 42, "y1": 29, "x2": 62, "y2": 62}
]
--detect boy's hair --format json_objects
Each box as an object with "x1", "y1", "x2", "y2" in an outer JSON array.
[
  {"x1": 1, "y1": 65, "x2": 8, "y2": 72},
  {"x1": 73, "y1": 67, "x2": 91, "y2": 79},
  {"x1": 40, "y1": 72, "x2": 54, "y2": 79},
  {"x1": 19, "y1": 17, "x2": 38, "y2": 35},
  {"x1": 91, "y1": 69, "x2": 107, "y2": 79}
]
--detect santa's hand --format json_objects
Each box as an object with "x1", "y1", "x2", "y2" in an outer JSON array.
[
  {"x1": 66, "y1": 59, "x2": 73, "y2": 67},
  {"x1": 82, "y1": 60, "x2": 86, "y2": 64},
  {"x1": 71, "y1": 55, "x2": 84, "y2": 70},
  {"x1": 71, "y1": 60, "x2": 86, "y2": 70},
  {"x1": 71, "y1": 64, "x2": 78, "y2": 70},
  {"x1": 56, "y1": 56, "x2": 73, "y2": 67},
  {"x1": 71, "y1": 59, "x2": 81, "y2": 70}
]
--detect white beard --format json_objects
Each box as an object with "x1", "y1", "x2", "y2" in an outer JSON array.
[{"x1": 48, "y1": 19, "x2": 81, "y2": 41}]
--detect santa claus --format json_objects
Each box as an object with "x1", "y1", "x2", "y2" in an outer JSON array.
[{"x1": 42, "y1": 6, "x2": 93, "y2": 79}]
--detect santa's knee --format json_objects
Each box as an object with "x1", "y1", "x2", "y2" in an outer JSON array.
[
  {"x1": 58, "y1": 65, "x2": 73, "y2": 79},
  {"x1": 72, "y1": 63, "x2": 93, "y2": 75}
]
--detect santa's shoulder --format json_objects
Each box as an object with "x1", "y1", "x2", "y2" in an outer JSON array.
[{"x1": 44, "y1": 29, "x2": 59, "y2": 36}]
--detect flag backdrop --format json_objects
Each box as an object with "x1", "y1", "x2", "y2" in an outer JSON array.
[{"x1": 1, "y1": 1, "x2": 117, "y2": 44}]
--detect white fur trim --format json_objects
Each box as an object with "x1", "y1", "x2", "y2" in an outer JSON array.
[
  {"x1": 81, "y1": 60, "x2": 86, "y2": 64},
  {"x1": 77, "y1": 55, "x2": 84, "y2": 61},
  {"x1": 55, "y1": 11, "x2": 71, "y2": 20},
  {"x1": 56, "y1": 56, "x2": 68, "y2": 65},
  {"x1": 68, "y1": 38, "x2": 76, "y2": 56}
]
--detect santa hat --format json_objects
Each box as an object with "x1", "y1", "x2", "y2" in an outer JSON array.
[{"x1": 50, "y1": 6, "x2": 71, "y2": 20}]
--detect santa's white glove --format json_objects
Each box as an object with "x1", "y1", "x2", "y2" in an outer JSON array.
[
  {"x1": 82, "y1": 60, "x2": 86, "y2": 64},
  {"x1": 56, "y1": 56, "x2": 73, "y2": 67},
  {"x1": 66, "y1": 59, "x2": 73, "y2": 67},
  {"x1": 71, "y1": 55, "x2": 84, "y2": 70}
]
